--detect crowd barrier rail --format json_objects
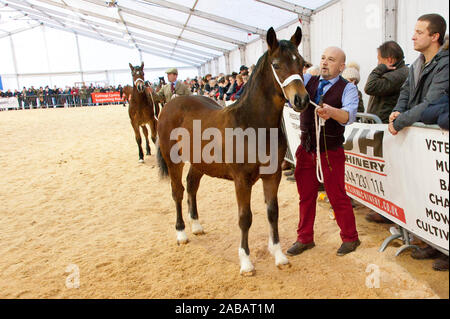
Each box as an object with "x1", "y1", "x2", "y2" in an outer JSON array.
[
  {"x1": 282, "y1": 106, "x2": 449, "y2": 256},
  {"x1": 0, "y1": 92, "x2": 124, "y2": 110}
]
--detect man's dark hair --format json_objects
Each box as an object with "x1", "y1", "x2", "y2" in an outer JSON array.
[
  {"x1": 377, "y1": 41, "x2": 405, "y2": 61},
  {"x1": 418, "y1": 13, "x2": 447, "y2": 46}
]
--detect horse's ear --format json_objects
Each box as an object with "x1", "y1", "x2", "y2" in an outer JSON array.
[
  {"x1": 290, "y1": 27, "x2": 302, "y2": 47},
  {"x1": 266, "y1": 27, "x2": 279, "y2": 52},
  {"x1": 141, "y1": 61, "x2": 144, "y2": 69},
  {"x1": 129, "y1": 63, "x2": 133, "y2": 70}
]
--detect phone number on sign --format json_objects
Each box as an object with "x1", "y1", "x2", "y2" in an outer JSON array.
[{"x1": 345, "y1": 170, "x2": 385, "y2": 196}]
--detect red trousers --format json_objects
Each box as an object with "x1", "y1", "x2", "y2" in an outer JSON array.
[{"x1": 294, "y1": 145, "x2": 359, "y2": 243}]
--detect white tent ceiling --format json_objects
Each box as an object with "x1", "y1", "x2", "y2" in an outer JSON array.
[{"x1": 0, "y1": 0, "x2": 336, "y2": 67}]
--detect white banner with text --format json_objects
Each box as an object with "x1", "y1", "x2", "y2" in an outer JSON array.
[{"x1": 283, "y1": 106, "x2": 449, "y2": 250}]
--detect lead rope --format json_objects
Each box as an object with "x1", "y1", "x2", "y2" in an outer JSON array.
[
  {"x1": 310, "y1": 100, "x2": 332, "y2": 183},
  {"x1": 270, "y1": 66, "x2": 331, "y2": 181},
  {"x1": 145, "y1": 85, "x2": 158, "y2": 120},
  {"x1": 311, "y1": 100, "x2": 325, "y2": 183}
]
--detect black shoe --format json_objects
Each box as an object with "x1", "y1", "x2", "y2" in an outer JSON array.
[
  {"x1": 284, "y1": 169, "x2": 294, "y2": 176},
  {"x1": 286, "y1": 241, "x2": 315, "y2": 256},
  {"x1": 411, "y1": 245, "x2": 441, "y2": 260},
  {"x1": 286, "y1": 175, "x2": 296, "y2": 182},
  {"x1": 365, "y1": 211, "x2": 393, "y2": 224},
  {"x1": 336, "y1": 239, "x2": 361, "y2": 256},
  {"x1": 432, "y1": 254, "x2": 449, "y2": 271}
]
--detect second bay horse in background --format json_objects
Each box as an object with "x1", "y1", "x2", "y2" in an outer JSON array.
[
  {"x1": 120, "y1": 85, "x2": 133, "y2": 107},
  {"x1": 156, "y1": 27, "x2": 310, "y2": 275},
  {"x1": 127, "y1": 62, "x2": 158, "y2": 163}
]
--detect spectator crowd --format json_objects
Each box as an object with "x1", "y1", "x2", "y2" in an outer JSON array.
[{"x1": 0, "y1": 84, "x2": 126, "y2": 109}]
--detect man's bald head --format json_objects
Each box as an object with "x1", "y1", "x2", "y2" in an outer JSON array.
[{"x1": 320, "y1": 47, "x2": 347, "y2": 80}]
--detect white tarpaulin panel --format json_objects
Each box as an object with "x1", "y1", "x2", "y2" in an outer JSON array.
[{"x1": 1, "y1": 0, "x2": 449, "y2": 91}]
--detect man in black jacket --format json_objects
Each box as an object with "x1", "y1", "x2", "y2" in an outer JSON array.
[
  {"x1": 389, "y1": 14, "x2": 448, "y2": 135},
  {"x1": 365, "y1": 41, "x2": 409, "y2": 123}
]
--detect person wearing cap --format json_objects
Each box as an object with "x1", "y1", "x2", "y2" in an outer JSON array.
[
  {"x1": 342, "y1": 62, "x2": 365, "y2": 113},
  {"x1": 157, "y1": 67, "x2": 191, "y2": 103}
]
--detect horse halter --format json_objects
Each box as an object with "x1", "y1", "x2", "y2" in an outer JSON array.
[
  {"x1": 134, "y1": 78, "x2": 145, "y2": 92},
  {"x1": 270, "y1": 64, "x2": 303, "y2": 100}
]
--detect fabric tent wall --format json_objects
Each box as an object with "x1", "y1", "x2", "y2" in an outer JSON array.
[
  {"x1": 310, "y1": 0, "x2": 383, "y2": 108},
  {"x1": 397, "y1": 0, "x2": 450, "y2": 65},
  {"x1": 200, "y1": 0, "x2": 448, "y2": 108},
  {"x1": 0, "y1": 26, "x2": 199, "y2": 91}
]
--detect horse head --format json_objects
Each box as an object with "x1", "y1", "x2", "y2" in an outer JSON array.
[
  {"x1": 266, "y1": 27, "x2": 309, "y2": 113},
  {"x1": 129, "y1": 62, "x2": 145, "y2": 93}
]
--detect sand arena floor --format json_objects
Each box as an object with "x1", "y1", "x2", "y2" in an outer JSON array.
[{"x1": 0, "y1": 105, "x2": 448, "y2": 299}]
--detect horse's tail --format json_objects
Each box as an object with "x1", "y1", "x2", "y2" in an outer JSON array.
[{"x1": 156, "y1": 138, "x2": 169, "y2": 179}]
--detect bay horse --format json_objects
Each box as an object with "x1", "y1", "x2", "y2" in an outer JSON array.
[
  {"x1": 127, "y1": 62, "x2": 159, "y2": 162},
  {"x1": 156, "y1": 27, "x2": 310, "y2": 275},
  {"x1": 120, "y1": 85, "x2": 133, "y2": 107}
]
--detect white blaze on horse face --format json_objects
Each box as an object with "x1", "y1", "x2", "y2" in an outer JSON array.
[{"x1": 239, "y1": 248, "x2": 255, "y2": 274}]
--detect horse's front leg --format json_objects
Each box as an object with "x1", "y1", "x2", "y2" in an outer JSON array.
[
  {"x1": 234, "y1": 179, "x2": 255, "y2": 276},
  {"x1": 141, "y1": 125, "x2": 151, "y2": 155},
  {"x1": 132, "y1": 122, "x2": 144, "y2": 163},
  {"x1": 186, "y1": 166, "x2": 205, "y2": 235},
  {"x1": 261, "y1": 173, "x2": 290, "y2": 269},
  {"x1": 166, "y1": 161, "x2": 187, "y2": 245}
]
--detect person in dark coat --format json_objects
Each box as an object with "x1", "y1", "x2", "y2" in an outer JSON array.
[
  {"x1": 421, "y1": 93, "x2": 449, "y2": 130},
  {"x1": 389, "y1": 14, "x2": 448, "y2": 135},
  {"x1": 364, "y1": 41, "x2": 409, "y2": 123}
]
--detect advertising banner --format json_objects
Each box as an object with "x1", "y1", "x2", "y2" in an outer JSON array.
[
  {"x1": 0, "y1": 97, "x2": 19, "y2": 110},
  {"x1": 91, "y1": 92, "x2": 122, "y2": 103},
  {"x1": 283, "y1": 106, "x2": 449, "y2": 251}
]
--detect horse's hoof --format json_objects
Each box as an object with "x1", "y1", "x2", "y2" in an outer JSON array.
[
  {"x1": 240, "y1": 269, "x2": 256, "y2": 277},
  {"x1": 177, "y1": 238, "x2": 189, "y2": 245},
  {"x1": 191, "y1": 222, "x2": 205, "y2": 235},
  {"x1": 176, "y1": 231, "x2": 189, "y2": 245},
  {"x1": 276, "y1": 261, "x2": 291, "y2": 270}
]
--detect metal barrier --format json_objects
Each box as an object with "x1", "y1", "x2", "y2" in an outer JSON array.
[
  {"x1": 355, "y1": 112, "x2": 382, "y2": 124},
  {"x1": 6, "y1": 93, "x2": 125, "y2": 109},
  {"x1": 377, "y1": 121, "x2": 447, "y2": 256}
]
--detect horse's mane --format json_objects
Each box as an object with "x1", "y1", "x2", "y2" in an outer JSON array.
[
  {"x1": 230, "y1": 40, "x2": 297, "y2": 109},
  {"x1": 228, "y1": 51, "x2": 269, "y2": 109}
]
